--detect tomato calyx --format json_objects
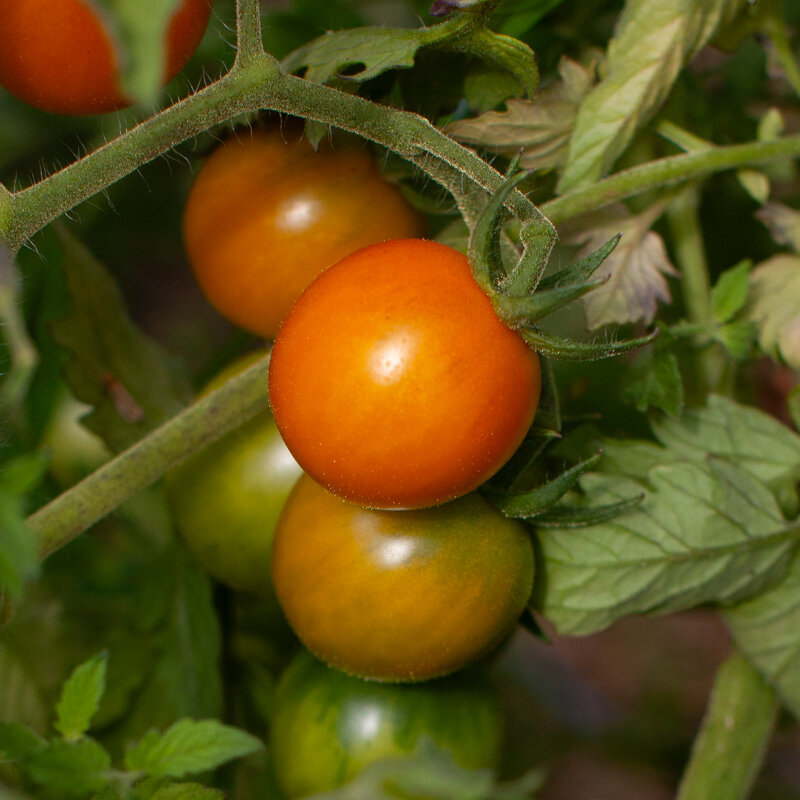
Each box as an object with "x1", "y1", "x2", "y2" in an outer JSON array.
[{"x1": 467, "y1": 171, "x2": 659, "y2": 362}]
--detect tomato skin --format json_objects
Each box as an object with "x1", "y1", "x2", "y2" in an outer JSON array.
[
  {"x1": 182, "y1": 128, "x2": 426, "y2": 338},
  {"x1": 165, "y1": 352, "x2": 302, "y2": 601},
  {"x1": 271, "y1": 649, "x2": 504, "y2": 798},
  {"x1": 268, "y1": 239, "x2": 541, "y2": 510},
  {"x1": 0, "y1": 0, "x2": 211, "y2": 115},
  {"x1": 271, "y1": 474, "x2": 534, "y2": 682}
]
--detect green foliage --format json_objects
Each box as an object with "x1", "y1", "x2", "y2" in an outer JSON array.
[{"x1": 54, "y1": 652, "x2": 108, "y2": 742}]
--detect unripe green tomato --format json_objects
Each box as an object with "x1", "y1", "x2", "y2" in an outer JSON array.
[
  {"x1": 271, "y1": 649, "x2": 504, "y2": 798},
  {"x1": 165, "y1": 352, "x2": 302, "y2": 602}
]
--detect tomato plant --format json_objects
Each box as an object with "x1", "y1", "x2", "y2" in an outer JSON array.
[
  {"x1": 0, "y1": 0, "x2": 212, "y2": 115},
  {"x1": 165, "y1": 351, "x2": 302, "y2": 601},
  {"x1": 271, "y1": 473, "x2": 534, "y2": 682},
  {"x1": 182, "y1": 126, "x2": 426, "y2": 339},
  {"x1": 268, "y1": 238, "x2": 542, "y2": 510},
  {"x1": 271, "y1": 649, "x2": 504, "y2": 798}
]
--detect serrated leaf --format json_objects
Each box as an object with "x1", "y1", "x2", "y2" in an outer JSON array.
[
  {"x1": 448, "y1": 57, "x2": 594, "y2": 171},
  {"x1": 714, "y1": 320, "x2": 757, "y2": 359},
  {"x1": 558, "y1": 0, "x2": 746, "y2": 191},
  {"x1": 55, "y1": 653, "x2": 108, "y2": 742},
  {"x1": 620, "y1": 347, "x2": 683, "y2": 417},
  {"x1": 26, "y1": 738, "x2": 111, "y2": 796},
  {"x1": 50, "y1": 226, "x2": 191, "y2": 453},
  {"x1": 724, "y1": 549, "x2": 800, "y2": 722},
  {"x1": 755, "y1": 201, "x2": 800, "y2": 253},
  {"x1": 712, "y1": 260, "x2": 752, "y2": 323},
  {"x1": 746, "y1": 254, "x2": 800, "y2": 368},
  {"x1": 651, "y1": 395, "x2": 800, "y2": 487},
  {"x1": 92, "y1": 0, "x2": 183, "y2": 106},
  {"x1": 561, "y1": 207, "x2": 677, "y2": 328},
  {"x1": 0, "y1": 723, "x2": 46, "y2": 761},
  {"x1": 145, "y1": 784, "x2": 224, "y2": 800},
  {"x1": 125, "y1": 720, "x2": 262, "y2": 778},
  {"x1": 281, "y1": 18, "x2": 463, "y2": 85},
  {"x1": 535, "y1": 459, "x2": 796, "y2": 635}
]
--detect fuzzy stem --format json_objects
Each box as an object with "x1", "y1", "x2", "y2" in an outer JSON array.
[
  {"x1": 676, "y1": 651, "x2": 778, "y2": 800},
  {"x1": 540, "y1": 135, "x2": 800, "y2": 225}
]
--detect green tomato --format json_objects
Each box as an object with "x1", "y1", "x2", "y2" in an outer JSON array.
[
  {"x1": 271, "y1": 650, "x2": 504, "y2": 798},
  {"x1": 165, "y1": 351, "x2": 302, "y2": 601}
]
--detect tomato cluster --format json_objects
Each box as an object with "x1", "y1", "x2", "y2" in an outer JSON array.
[{"x1": 175, "y1": 124, "x2": 539, "y2": 796}]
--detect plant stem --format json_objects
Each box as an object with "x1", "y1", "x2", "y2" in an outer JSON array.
[
  {"x1": 540, "y1": 135, "x2": 800, "y2": 225},
  {"x1": 27, "y1": 354, "x2": 271, "y2": 558},
  {"x1": 676, "y1": 651, "x2": 778, "y2": 800}
]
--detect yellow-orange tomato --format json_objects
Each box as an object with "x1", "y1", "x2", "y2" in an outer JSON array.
[
  {"x1": 268, "y1": 239, "x2": 541, "y2": 510},
  {"x1": 271, "y1": 474, "x2": 535, "y2": 682},
  {"x1": 0, "y1": 0, "x2": 212, "y2": 115},
  {"x1": 182, "y1": 127, "x2": 425, "y2": 338}
]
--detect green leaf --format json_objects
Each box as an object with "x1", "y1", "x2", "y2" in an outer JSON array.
[
  {"x1": 55, "y1": 652, "x2": 108, "y2": 742},
  {"x1": 26, "y1": 738, "x2": 111, "y2": 796},
  {"x1": 711, "y1": 259, "x2": 752, "y2": 323},
  {"x1": 535, "y1": 459, "x2": 796, "y2": 635},
  {"x1": 725, "y1": 549, "x2": 800, "y2": 722},
  {"x1": 736, "y1": 168, "x2": 770, "y2": 204},
  {"x1": 745, "y1": 254, "x2": 800, "y2": 369},
  {"x1": 536, "y1": 234, "x2": 621, "y2": 292},
  {"x1": 487, "y1": 452, "x2": 601, "y2": 518},
  {"x1": 558, "y1": 0, "x2": 746, "y2": 191},
  {"x1": 714, "y1": 320, "x2": 757, "y2": 360},
  {"x1": 620, "y1": 347, "x2": 683, "y2": 417},
  {"x1": 0, "y1": 723, "x2": 46, "y2": 761},
  {"x1": 520, "y1": 325, "x2": 658, "y2": 361},
  {"x1": 125, "y1": 720, "x2": 262, "y2": 778},
  {"x1": 50, "y1": 226, "x2": 191, "y2": 454},
  {"x1": 533, "y1": 494, "x2": 644, "y2": 528},
  {"x1": 495, "y1": 279, "x2": 605, "y2": 325},
  {"x1": 448, "y1": 56, "x2": 594, "y2": 171},
  {"x1": 650, "y1": 394, "x2": 800, "y2": 487},
  {"x1": 91, "y1": 0, "x2": 183, "y2": 106},
  {"x1": 281, "y1": 16, "x2": 465, "y2": 85}
]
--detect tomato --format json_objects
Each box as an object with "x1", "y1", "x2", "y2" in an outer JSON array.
[
  {"x1": 271, "y1": 649, "x2": 504, "y2": 798},
  {"x1": 271, "y1": 474, "x2": 534, "y2": 682},
  {"x1": 181, "y1": 127, "x2": 425, "y2": 339},
  {"x1": 0, "y1": 0, "x2": 211, "y2": 115},
  {"x1": 268, "y1": 238, "x2": 541, "y2": 510},
  {"x1": 165, "y1": 351, "x2": 302, "y2": 602}
]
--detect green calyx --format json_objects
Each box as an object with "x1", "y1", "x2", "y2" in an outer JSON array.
[{"x1": 468, "y1": 172, "x2": 659, "y2": 362}]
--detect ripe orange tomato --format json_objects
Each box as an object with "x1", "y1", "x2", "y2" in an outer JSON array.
[
  {"x1": 271, "y1": 474, "x2": 535, "y2": 682},
  {"x1": 165, "y1": 352, "x2": 302, "y2": 604},
  {"x1": 182, "y1": 127, "x2": 425, "y2": 339},
  {"x1": 271, "y1": 649, "x2": 503, "y2": 798},
  {"x1": 0, "y1": 0, "x2": 211, "y2": 115},
  {"x1": 268, "y1": 239, "x2": 541, "y2": 510}
]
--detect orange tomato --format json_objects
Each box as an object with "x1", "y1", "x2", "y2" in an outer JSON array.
[
  {"x1": 0, "y1": 0, "x2": 211, "y2": 115},
  {"x1": 182, "y1": 127, "x2": 425, "y2": 338},
  {"x1": 268, "y1": 238, "x2": 541, "y2": 510},
  {"x1": 271, "y1": 474, "x2": 534, "y2": 682}
]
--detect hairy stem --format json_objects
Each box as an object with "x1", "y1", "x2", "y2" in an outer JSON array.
[
  {"x1": 676, "y1": 651, "x2": 778, "y2": 800},
  {"x1": 541, "y1": 135, "x2": 800, "y2": 225},
  {"x1": 27, "y1": 354, "x2": 271, "y2": 558}
]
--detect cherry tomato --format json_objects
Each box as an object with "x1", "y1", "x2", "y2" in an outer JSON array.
[
  {"x1": 165, "y1": 351, "x2": 302, "y2": 603},
  {"x1": 271, "y1": 649, "x2": 504, "y2": 798},
  {"x1": 182, "y1": 126, "x2": 426, "y2": 338},
  {"x1": 268, "y1": 239, "x2": 541, "y2": 510},
  {"x1": 271, "y1": 474, "x2": 534, "y2": 682},
  {"x1": 0, "y1": 0, "x2": 211, "y2": 115}
]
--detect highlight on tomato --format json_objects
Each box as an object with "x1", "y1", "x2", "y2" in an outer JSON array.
[
  {"x1": 0, "y1": 0, "x2": 212, "y2": 115},
  {"x1": 268, "y1": 238, "x2": 542, "y2": 510},
  {"x1": 271, "y1": 649, "x2": 504, "y2": 798},
  {"x1": 271, "y1": 474, "x2": 535, "y2": 682},
  {"x1": 165, "y1": 351, "x2": 302, "y2": 603},
  {"x1": 181, "y1": 124, "x2": 426, "y2": 339}
]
